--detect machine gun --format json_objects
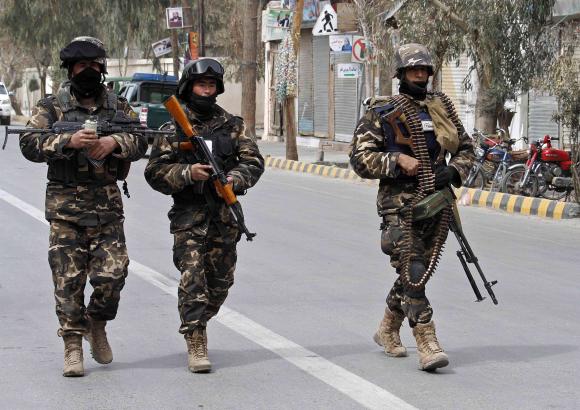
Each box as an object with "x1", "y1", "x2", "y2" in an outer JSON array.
[
  {"x1": 163, "y1": 95, "x2": 256, "y2": 241},
  {"x1": 1, "y1": 110, "x2": 173, "y2": 149},
  {"x1": 411, "y1": 188, "x2": 499, "y2": 305},
  {"x1": 448, "y1": 195, "x2": 498, "y2": 305}
]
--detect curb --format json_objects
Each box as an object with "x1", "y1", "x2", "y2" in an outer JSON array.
[
  {"x1": 454, "y1": 187, "x2": 580, "y2": 220},
  {"x1": 264, "y1": 155, "x2": 580, "y2": 220},
  {"x1": 264, "y1": 155, "x2": 372, "y2": 184}
]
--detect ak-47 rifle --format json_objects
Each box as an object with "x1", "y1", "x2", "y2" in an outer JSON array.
[
  {"x1": 163, "y1": 95, "x2": 256, "y2": 241},
  {"x1": 1, "y1": 110, "x2": 173, "y2": 150}
]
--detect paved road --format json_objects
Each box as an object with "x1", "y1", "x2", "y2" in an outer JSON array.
[{"x1": 1, "y1": 135, "x2": 579, "y2": 409}]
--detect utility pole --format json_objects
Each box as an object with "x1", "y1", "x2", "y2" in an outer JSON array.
[
  {"x1": 284, "y1": 0, "x2": 304, "y2": 161},
  {"x1": 170, "y1": 0, "x2": 180, "y2": 76},
  {"x1": 241, "y1": 0, "x2": 260, "y2": 138},
  {"x1": 198, "y1": 0, "x2": 205, "y2": 57}
]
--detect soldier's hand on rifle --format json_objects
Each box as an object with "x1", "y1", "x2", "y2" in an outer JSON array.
[
  {"x1": 87, "y1": 136, "x2": 120, "y2": 160},
  {"x1": 190, "y1": 163, "x2": 213, "y2": 181},
  {"x1": 66, "y1": 129, "x2": 98, "y2": 149},
  {"x1": 397, "y1": 153, "x2": 420, "y2": 176}
]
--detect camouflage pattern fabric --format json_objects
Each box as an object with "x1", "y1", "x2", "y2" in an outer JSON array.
[
  {"x1": 20, "y1": 86, "x2": 148, "y2": 226},
  {"x1": 145, "y1": 104, "x2": 264, "y2": 334},
  {"x1": 19, "y1": 86, "x2": 145, "y2": 336},
  {"x1": 350, "y1": 92, "x2": 473, "y2": 327},
  {"x1": 394, "y1": 43, "x2": 434, "y2": 76},
  {"x1": 381, "y1": 213, "x2": 447, "y2": 326},
  {"x1": 174, "y1": 223, "x2": 239, "y2": 334},
  {"x1": 49, "y1": 220, "x2": 129, "y2": 335}
]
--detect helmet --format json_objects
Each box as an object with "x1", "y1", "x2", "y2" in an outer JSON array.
[
  {"x1": 393, "y1": 43, "x2": 433, "y2": 79},
  {"x1": 60, "y1": 36, "x2": 108, "y2": 74},
  {"x1": 177, "y1": 58, "x2": 225, "y2": 101}
]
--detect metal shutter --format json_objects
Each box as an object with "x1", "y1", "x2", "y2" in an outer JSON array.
[
  {"x1": 333, "y1": 52, "x2": 359, "y2": 142},
  {"x1": 298, "y1": 31, "x2": 314, "y2": 134},
  {"x1": 313, "y1": 36, "x2": 329, "y2": 136},
  {"x1": 528, "y1": 90, "x2": 559, "y2": 141}
]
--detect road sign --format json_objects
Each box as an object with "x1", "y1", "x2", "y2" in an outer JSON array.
[
  {"x1": 312, "y1": 4, "x2": 338, "y2": 36},
  {"x1": 351, "y1": 36, "x2": 370, "y2": 62}
]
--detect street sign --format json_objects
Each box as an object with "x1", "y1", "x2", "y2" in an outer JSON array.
[
  {"x1": 351, "y1": 36, "x2": 370, "y2": 62},
  {"x1": 312, "y1": 4, "x2": 338, "y2": 36},
  {"x1": 337, "y1": 63, "x2": 361, "y2": 78}
]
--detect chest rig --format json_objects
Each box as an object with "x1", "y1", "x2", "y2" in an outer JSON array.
[
  {"x1": 44, "y1": 87, "x2": 128, "y2": 187},
  {"x1": 172, "y1": 110, "x2": 239, "y2": 205},
  {"x1": 375, "y1": 92, "x2": 464, "y2": 291}
]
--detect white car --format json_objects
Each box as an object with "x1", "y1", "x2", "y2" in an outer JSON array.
[{"x1": 0, "y1": 82, "x2": 12, "y2": 125}]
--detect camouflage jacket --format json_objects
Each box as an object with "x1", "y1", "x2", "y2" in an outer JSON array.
[
  {"x1": 144, "y1": 104, "x2": 264, "y2": 234},
  {"x1": 20, "y1": 84, "x2": 147, "y2": 226},
  {"x1": 349, "y1": 92, "x2": 474, "y2": 215}
]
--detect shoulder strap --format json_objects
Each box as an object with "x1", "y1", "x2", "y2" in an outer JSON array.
[{"x1": 37, "y1": 96, "x2": 59, "y2": 126}]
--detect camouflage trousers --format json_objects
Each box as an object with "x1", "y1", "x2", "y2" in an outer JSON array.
[
  {"x1": 48, "y1": 220, "x2": 129, "y2": 336},
  {"x1": 173, "y1": 222, "x2": 239, "y2": 335},
  {"x1": 380, "y1": 212, "x2": 448, "y2": 327}
]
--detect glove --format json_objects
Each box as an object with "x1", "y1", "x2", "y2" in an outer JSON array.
[{"x1": 434, "y1": 166, "x2": 460, "y2": 189}]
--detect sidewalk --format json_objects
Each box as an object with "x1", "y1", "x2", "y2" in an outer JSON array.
[{"x1": 258, "y1": 140, "x2": 351, "y2": 168}]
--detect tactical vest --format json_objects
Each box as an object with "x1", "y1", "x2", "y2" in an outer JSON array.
[
  {"x1": 44, "y1": 86, "x2": 129, "y2": 186},
  {"x1": 373, "y1": 103, "x2": 440, "y2": 160},
  {"x1": 172, "y1": 116, "x2": 240, "y2": 206}
]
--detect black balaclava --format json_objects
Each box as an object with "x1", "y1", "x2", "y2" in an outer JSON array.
[
  {"x1": 70, "y1": 67, "x2": 103, "y2": 98},
  {"x1": 399, "y1": 76, "x2": 428, "y2": 100},
  {"x1": 188, "y1": 90, "x2": 217, "y2": 120}
]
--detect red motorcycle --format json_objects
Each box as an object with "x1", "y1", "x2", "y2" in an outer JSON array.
[{"x1": 502, "y1": 135, "x2": 575, "y2": 200}]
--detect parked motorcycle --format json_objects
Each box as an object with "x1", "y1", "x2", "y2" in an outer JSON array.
[{"x1": 501, "y1": 134, "x2": 575, "y2": 200}]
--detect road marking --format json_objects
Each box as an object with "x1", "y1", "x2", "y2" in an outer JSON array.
[{"x1": 0, "y1": 187, "x2": 418, "y2": 410}]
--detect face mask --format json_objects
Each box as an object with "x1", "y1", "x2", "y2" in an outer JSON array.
[
  {"x1": 188, "y1": 94, "x2": 217, "y2": 118},
  {"x1": 399, "y1": 78, "x2": 428, "y2": 100},
  {"x1": 71, "y1": 67, "x2": 102, "y2": 97}
]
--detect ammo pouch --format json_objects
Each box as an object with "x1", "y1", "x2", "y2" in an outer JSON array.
[{"x1": 411, "y1": 189, "x2": 455, "y2": 221}]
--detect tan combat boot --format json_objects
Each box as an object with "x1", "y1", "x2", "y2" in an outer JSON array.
[
  {"x1": 85, "y1": 319, "x2": 113, "y2": 364},
  {"x1": 185, "y1": 328, "x2": 211, "y2": 373},
  {"x1": 373, "y1": 308, "x2": 407, "y2": 357},
  {"x1": 412, "y1": 321, "x2": 449, "y2": 371},
  {"x1": 63, "y1": 334, "x2": 84, "y2": 377}
]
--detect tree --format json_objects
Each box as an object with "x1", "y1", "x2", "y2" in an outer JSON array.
[
  {"x1": 415, "y1": 0, "x2": 556, "y2": 133},
  {"x1": 241, "y1": 0, "x2": 260, "y2": 139},
  {"x1": 539, "y1": 21, "x2": 580, "y2": 202}
]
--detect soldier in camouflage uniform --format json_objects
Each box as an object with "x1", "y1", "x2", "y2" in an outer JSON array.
[
  {"x1": 350, "y1": 43, "x2": 475, "y2": 371},
  {"x1": 19, "y1": 37, "x2": 147, "y2": 377},
  {"x1": 145, "y1": 58, "x2": 264, "y2": 373}
]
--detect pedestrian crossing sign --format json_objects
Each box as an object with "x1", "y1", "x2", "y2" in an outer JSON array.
[{"x1": 312, "y1": 4, "x2": 338, "y2": 36}]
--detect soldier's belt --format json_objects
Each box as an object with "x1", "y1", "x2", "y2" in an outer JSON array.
[{"x1": 410, "y1": 189, "x2": 455, "y2": 221}]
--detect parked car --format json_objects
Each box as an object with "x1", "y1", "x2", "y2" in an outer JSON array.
[
  {"x1": 0, "y1": 82, "x2": 12, "y2": 125},
  {"x1": 118, "y1": 72, "x2": 178, "y2": 142}
]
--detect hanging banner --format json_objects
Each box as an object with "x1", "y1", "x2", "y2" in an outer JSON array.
[
  {"x1": 166, "y1": 7, "x2": 184, "y2": 29},
  {"x1": 188, "y1": 32, "x2": 199, "y2": 60},
  {"x1": 329, "y1": 34, "x2": 352, "y2": 52},
  {"x1": 152, "y1": 38, "x2": 172, "y2": 58}
]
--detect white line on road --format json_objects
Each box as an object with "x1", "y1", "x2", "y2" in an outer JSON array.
[{"x1": 0, "y1": 187, "x2": 417, "y2": 410}]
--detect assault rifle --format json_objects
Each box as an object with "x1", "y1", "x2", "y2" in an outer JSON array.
[
  {"x1": 163, "y1": 95, "x2": 256, "y2": 241},
  {"x1": 1, "y1": 111, "x2": 173, "y2": 150}
]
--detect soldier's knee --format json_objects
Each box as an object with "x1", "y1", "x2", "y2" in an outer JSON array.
[{"x1": 381, "y1": 224, "x2": 403, "y2": 255}]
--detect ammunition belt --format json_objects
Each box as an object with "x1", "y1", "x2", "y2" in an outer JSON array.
[{"x1": 388, "y1": 95, "x2": 451, "y2": 291}]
